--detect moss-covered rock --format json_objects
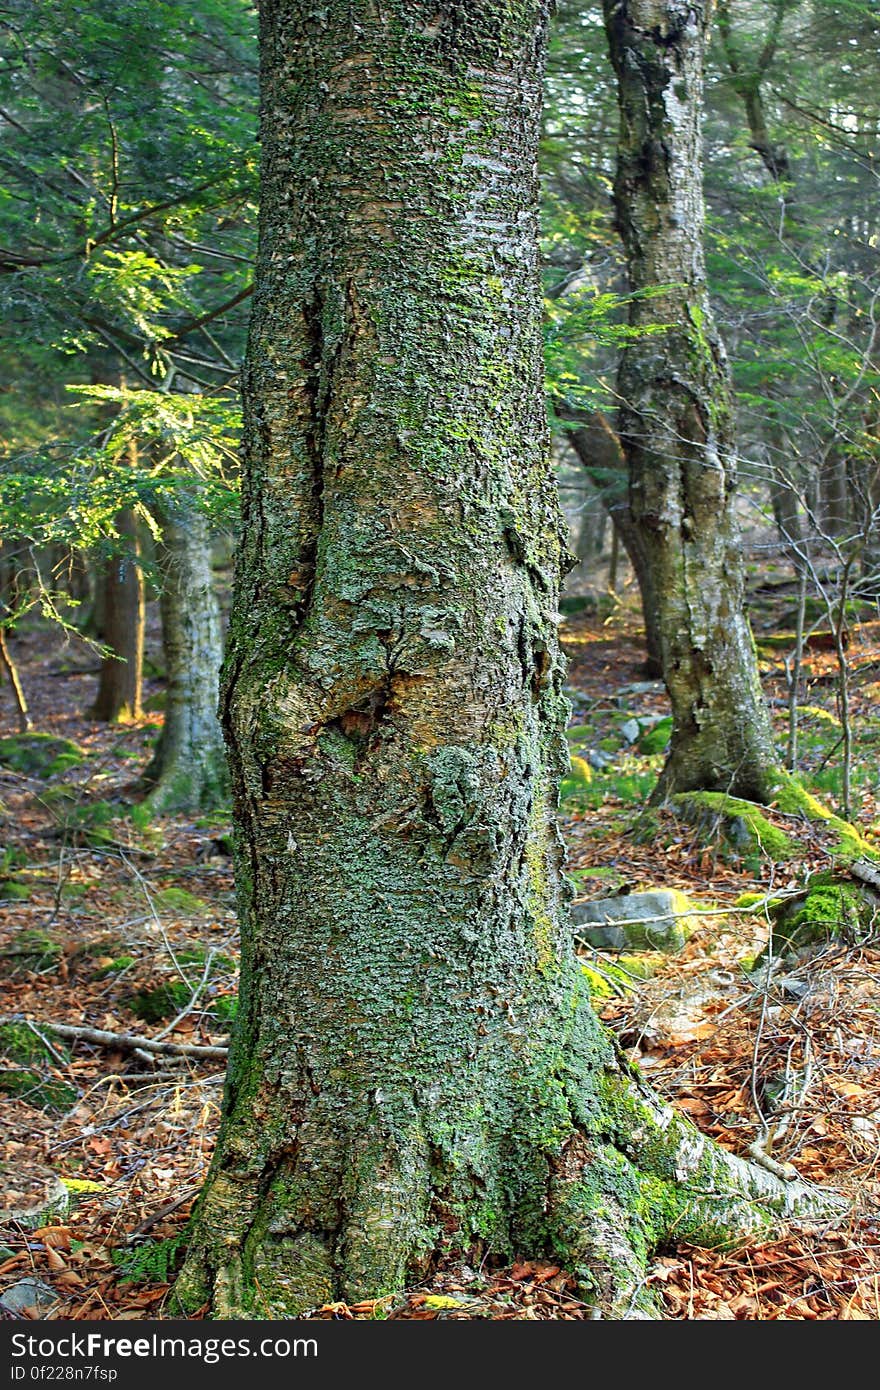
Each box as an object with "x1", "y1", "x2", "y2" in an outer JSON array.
[
  {"x1": 672, "y1": 791, "x2": 794, "y2": 861},
  {"x1": 766, "y1": 773, "x2": 877, "y2": 864},
  {"x1": 769, "y1": 872, "x2": 879, "y2": 956},
  {"x1": 638, "y1": 716, "x2": 673, "y2": 755},
  {"x1": 153, "y1": 887, "x2": 213, "y2": 917}
]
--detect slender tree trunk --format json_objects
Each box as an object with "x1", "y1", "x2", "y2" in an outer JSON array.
[
  {"x1": 0, "y1": 626, "x2": 31, "y2": 732},
  {"x1": 91, "y1": 507, "x2": 144, "y2": 723},
  {"x1": 603, "y1": 0, "x2": 778, "y2": 800},
  {"x1": 141, "y1": 505, "x2": 229, "y2": 814},
  {"x1": 176, "y1": 0, "x2": 841, "y2": 1321},
  {"x1": 563, "y1": 410, "x2": 662, "y2": 672},
  {"x1": 574, "y1": 492, "x2": 607, "y2": 563}
]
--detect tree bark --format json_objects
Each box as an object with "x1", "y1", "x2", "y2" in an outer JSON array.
[
  {"x1": 90, "y1": 507, "x2": 144, "y2": 723},
  {"x1": 176, "y1": 0, "x2": 841, "y2": 1321},
  {"x1": 141, "y1": 504, "x2": 229, "y2": 814},
  {"x1": 603, "y1": 0, "x2": 779, "y2": 800}
]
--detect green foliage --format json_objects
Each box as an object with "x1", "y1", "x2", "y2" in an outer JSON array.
[
  {"x1": 212, "y1": 993, "x2": 239, "y2": 1024},
  {"x1": 113, "y1": 1233, "x2": 188, "y2": 1285},
  {"x1": 0, "y1": 0, "x2": 255, "y2": 637},
  {"x1": 544, "y1": 285, "x2": 671, "y2": 419}
]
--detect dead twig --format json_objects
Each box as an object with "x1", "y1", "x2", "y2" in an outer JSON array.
[{"x1": 0, "y1": 1015, "x2": 228, "y2": 1061}]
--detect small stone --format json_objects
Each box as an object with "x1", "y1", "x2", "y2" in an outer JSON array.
[
  {"x1": 587, "y1": 749, "x2": 613, "y2": 770},
  {"x1": 0, "y1": 1278, "x2": 59, "y2": 1318},
  {"x1": 571, "y1": 889, "x2": 702, "y2": 952},
  {"x1": 619, "y1": 718, "x2": 641, "y2": 744},
  {"x1": 615, "y1": 681, "x2": 664, "y2": 696}
]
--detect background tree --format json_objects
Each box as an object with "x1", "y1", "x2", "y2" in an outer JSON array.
[
  {"x1": 602, "y1": 0, "x2": 779, "y2": 800},
  {"x1": 176, "y1": 0, "x2": 837, "y2": 1321}
]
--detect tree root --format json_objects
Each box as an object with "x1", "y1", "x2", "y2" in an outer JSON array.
[{"x1": 174, "y1": 1056, "x2": 848, "y2": 1321}]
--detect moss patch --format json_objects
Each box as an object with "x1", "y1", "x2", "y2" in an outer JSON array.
[
  {"x1": 153, "y1": 887, "x2": 213, "y2": 917},
  {"x1": 560, "y1": 755, "x2": 593, "y2": 804},
  {"x1": 767, "y1": 773, "x2": 877, "y2": 863},
  {"x1": 0, "y1": 929, "x2": 63, "y2": 977},
  {"x1": 0, "y1": 1021, "x2": 67, "y2": 1066},
  {"x1": 0, "y1": 733, "x2": 85, "y2": 779},
  {"x1": 770, "y1": 872, "x2": 878, "y2": 955},
  {"x1": 638, "y1": 716, "x2": 672, "y2": 755},
  {"x1": 126, "y1": 980, "x2": 191, "y2": 1024},
  {"x1": 0, "y1": 1069, "x2": 78, "y2": 1113},
  {"x1": 672, "y1": 791, "x2": 794, "y2": 861}
]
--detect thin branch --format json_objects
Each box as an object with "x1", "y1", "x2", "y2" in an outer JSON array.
[{"x1": 0, "y1": 1016, "x2": 228, "y2": 1061}]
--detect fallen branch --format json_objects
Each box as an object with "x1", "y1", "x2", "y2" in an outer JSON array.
[
  {"x1": 0, "y1": 1015, "x2": 228, "y2": 1061},
  {"x1": 850, "y1": 857, "x2": 880, "y2": 893}
]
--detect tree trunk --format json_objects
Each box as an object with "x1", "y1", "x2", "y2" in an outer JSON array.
[
  {"x1": 563, "y1": 410, "x2": 663, "y2": 672},
  {"x1": 90, "y1": 508, "x2": 144, "y2": 723},
  {"x1": 603, "y1": 0, "x2": 778, "y2": 800},
  {"x1": 141, "y1": 504, "x2": 229, "y2": 814},
  {"x1": 176, "y1": 0, "x2": 841, "y2": 1321},
  {"x1": 0, "y1": 625, "x2": 31, "y2": 732}
]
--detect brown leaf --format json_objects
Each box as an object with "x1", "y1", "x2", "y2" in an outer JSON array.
[{"x1": 35, "y1": 1226, "x2": 72, "y2": 1251}]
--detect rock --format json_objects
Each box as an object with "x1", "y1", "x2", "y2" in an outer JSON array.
[
  {"x1": 0, "y1": 1160, "x2": 70, "y2": 1230},
  {"x1": 571, "y1": 889, "x2": 701, "y2": 952},
  {"x1": 619, "y1": 718, "x2": 641, "y2": 744},
  {"x1": 615, "y1": 681, "x2": 665, "y2": 697},
  {"x1": 587, "y1": 749, "x2": 613, "y2": 770},
  {"x1": 0, "y1": 1278, "x2": 60, "y2": 1318}
]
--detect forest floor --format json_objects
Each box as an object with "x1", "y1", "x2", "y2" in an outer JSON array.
[{"x1": 2, "y1": 578, "x2": 880, "y2": 1321}]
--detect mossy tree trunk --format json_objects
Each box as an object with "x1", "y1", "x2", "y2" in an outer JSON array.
[
  {"x1": 176, "y1": 0, "x2": 841, "y2": 1320},
  {"x1": 141, "y1": 504, "x2": 229, "y2": 814},
  {"x1": 603, "y1": 0, "x2": 778, "y2": 800},
  {"x1": 91, "y1": 507, "x2": 144, "y2": 723}
]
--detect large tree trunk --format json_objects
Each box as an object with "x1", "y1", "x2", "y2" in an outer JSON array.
[
  {"x1": 176, "y1": 0, "x2": 841, "y2": 1321},
  {"x1": 90, "y1": 507, "x2": 144, "y2": 723},
  {"x1": 603, "y1": 0, "x2": 778, "y2": 800},
  {"x1": 141, "y1": 504, "x2": 229, "y2": 814}
]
